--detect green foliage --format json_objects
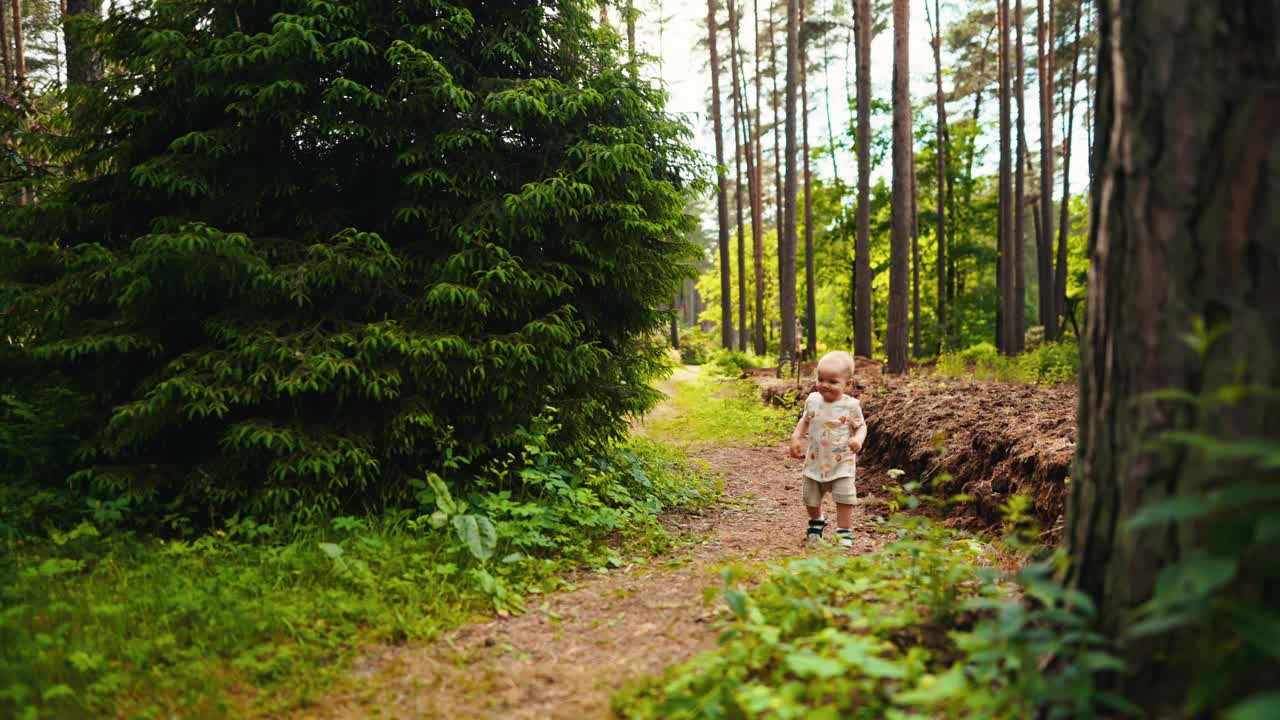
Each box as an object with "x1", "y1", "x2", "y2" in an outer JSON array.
[
  {"x1": 0, "y1": 0, "x2": 703, "y2": 526},
  {"x1": 708, "y1": 349, "x2": 765, "y2": 378},
  {"x1": 1123, "y1": 365, "x2": 1280, "y2": 716},
  {"x1": 936, "y1": 341, "x2": 1079, "y2": 385},
  {"x1": 679, "y1": 328, "x2": 715, "y2": 365},
  {"x1": 0, "y1": 434, "x2": 720, "y2": 718},
  {"x1": 616, "y1": 512, "x2": 1122, "y2": 719}
]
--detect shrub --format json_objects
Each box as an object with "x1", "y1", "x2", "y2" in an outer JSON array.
[
  {"x1": 708, "y1": 349, "x2": 761, "y2": 377},
  {"x1": 0, "y1": 0, "x2": 702, "y2": 526},
  {"x1": 1016, "y1": 340, "x2": 1080, "y2": 384},
  {"x1": 678, "y1": 329, "x2": 714, "y2": 365}
]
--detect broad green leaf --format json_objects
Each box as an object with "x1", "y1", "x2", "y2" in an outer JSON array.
[
  {"x1": 427, "y1": 473, "x2": 457, "y2": 515},
  {"x1": 452, "y1": 514, "x2": 497, "y2": 561},
  {"x1": 783, "y1": 651, "x2": 845, "y2": 679},
  {"x1": 723, "y1": 588, "x2": 748, "y2": 619},
  {"x1": 1224, "y1": 691, "x2": 1280, "y2": 720}
]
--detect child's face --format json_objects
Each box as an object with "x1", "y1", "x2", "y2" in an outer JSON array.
[{"x1": 814, "y1": 368, "x2": 853, "y2": 402}]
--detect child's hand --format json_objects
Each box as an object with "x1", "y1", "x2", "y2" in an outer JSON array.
[
  {"x1": 847, "y1": 436, "x2": 863, "y2": 454},
  {"x1": 789, "y1": 438, "x2": 806, "y2": 459}
]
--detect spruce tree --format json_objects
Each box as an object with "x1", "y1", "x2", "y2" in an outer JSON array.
[{"x1": 0, "y1": 0, "x2": 702, "y2": 521}]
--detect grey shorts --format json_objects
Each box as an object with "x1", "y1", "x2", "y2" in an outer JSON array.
[{"x1": 802, "y1": 475, "x2": 857, "y2": 506}]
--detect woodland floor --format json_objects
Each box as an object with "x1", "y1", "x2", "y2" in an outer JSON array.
[{"x1": 292, "y1": 367, "x2": 897, "y2": 720}]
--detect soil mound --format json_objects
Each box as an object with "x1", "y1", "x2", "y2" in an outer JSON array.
[{"x1": 750, "y1": 372, "x2": 1076, "y2": 540}]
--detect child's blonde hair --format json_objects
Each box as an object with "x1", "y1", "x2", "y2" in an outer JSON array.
[{"x1": 816, "y1": 351, "x2": 856, "y2": 380}]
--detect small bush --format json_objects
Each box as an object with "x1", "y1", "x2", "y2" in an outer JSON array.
[
  {"x1": 1016, "y1": 341, "x2": 1079, "y2": 384},
  {"x1": 937, "y1": 341, "x2": 1078, "y2": 385},
  {"x1": 709, "y1": 349, "x2": 763, "y2": 378},
  {"x1": 678, "y1": 329, "x2": 714, "y2": 365}
]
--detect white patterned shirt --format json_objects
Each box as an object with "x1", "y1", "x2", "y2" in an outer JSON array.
[{"x1": 801, "y1": 392, "x2": 865, "y2": 482}]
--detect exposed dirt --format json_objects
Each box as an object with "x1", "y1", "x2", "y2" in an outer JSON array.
[
  {"x1": 751, "y1": 371, "x2": 1077, "y2": 540},
  {"x1": 292, "y1": 375, "x2": 894, "y2": 720}
]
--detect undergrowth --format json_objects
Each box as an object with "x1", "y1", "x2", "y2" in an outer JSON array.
[
  {"x1": 616, "y1": 498, "x2": 1124, "y2": 719},
  {"x1": 936, "y1": 341, "x2": 1079, "y2": 385},
  {"x1": 641, "y1": 366, "x2": 793, "y2": 447},
  {"x1": 0, "y1": 433, "x2": 720, "y2": 719}
]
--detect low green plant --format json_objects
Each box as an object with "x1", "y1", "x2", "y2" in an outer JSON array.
[
  {"x1": 708, "y1": 349, "x2": 764, "y2": 378},
  {"x1": 0, "y1": 434, "x2": 719, "y2": 718},
  {"x1": 617, "y1": 492, "x2": 1124, "y2": 719},
  {"x1": 936, "y1": 341, "x2": 1078, "y2": 385},
  {"x1": 679, "y1": 329, "x2": 715, "y2": 365}
]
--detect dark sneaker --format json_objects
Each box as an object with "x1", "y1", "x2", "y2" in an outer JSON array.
[
  {"x1": 836, "y1": 528, "x2": 854, "y2": 547},
  {"x1": 806, "y1": 519, "x2": 827, "y2": 543}
]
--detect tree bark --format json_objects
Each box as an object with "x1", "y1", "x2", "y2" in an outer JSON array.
[
  {"x1": 0, "y1": 0, "x2": 10, "y2": 91},
  {"x1": 753, "y1": 0, "x2": 766, "y2": 356},
  {"x1": 911, "y1": 159, "x2": 921, "y2": 359},
  {"x1": 1013, "y1": 0, "x2": 1027, "y2": 353},
  {"x1": 729, "y1": 0, "x2": 748, "y2": 351},
  {"x1": 11, "y1": 0, "x2": 25, "y2": 84},
  {"x1": 707, "y1": 0, "x2": 736, "y2": 349},
  {"x1": 625, "y1": 0, "x2": 637, "y2": 71},
  {"x1": 1036, "y1": 0, "x2": 1056, "y2": 339},
  {"x1": 853, "y1": 0, "x2": 873, "y2": 358},
  {"x1": 927, "y1": 0, "x2": 949, "y2": 352},
  {"x1": 770, "y1": 2, "x2": 784, "y2": 234},
  {"x1": 997, "y1": 0, "x2": 1012, "y2": 353},
  {"x1": 801, "y1": 0, "x2": 815, "y2": 361},
  {"x1": 887, "y1": 0, "x2": 909, "y2": 374},
  {"x1": 780, "y1": 0, "x2": 800, "y2": 367},
  {"x1": 1067, "y1": 0, "x2": 1280, "y2": 705},
  {"x1": 1054, "y1": 0, "x2": 1081, "y2": 334}
]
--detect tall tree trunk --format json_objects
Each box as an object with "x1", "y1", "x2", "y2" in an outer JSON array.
[
  {"x1": 997, "y1": 0, "x2": 1012, "y2": 353},
  {"x1": 752, "y1": 0, "x2": 766, "y2": 356},
  {"x1": 853, "y1": 0, "x2": 873, "y2": 358},
  {"x1": 0, "y1": 0, "x2": 11, "y2": 91},
  {"x1": 1067, "y1": 0, "x2": 1280, "y2": 706},
  {"x1": 11, "y1": 0, "x2": 26, "y2": 84},
  {"x1": 707, "y1": 0, "x2": 735, "y2": 349},
  {"x1": 911, "y1": 159, "x2": 921, "y2": 359},
  {"x1": 729, "y1": 0, "x2": 748, "y2": 351},
  {"x1": 780, "y1": 0, "x2": 800, "y2": 367},
  {"x1": 1013, "y1": 0, "x2": 1027, "y2": 353},
  {"x1": 887, "y1": 0, "x2": 910, "y2": 374},
  {"x1": 1054, "y1": 0, "x2": 1081, "y2": 334},
  {"x1": 801, "y1": 0, "x2": 815, "y2": 360},
  {"x1": 1036, "y1": 0, "x2": 1056, "y2": 339},
  {"x1": 625, "y1": 0, "x2": 637, "y2": 71},
  {"x1": 770, "y1": 2, "x2": 784, "y2": 234},
  {"x1": 927, "y1": 0, "x2": 949, "y2": 351}
]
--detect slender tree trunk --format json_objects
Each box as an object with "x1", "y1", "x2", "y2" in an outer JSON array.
[
  {"x1": 801, "y1": 0, "x2": 815, "y2": 360},
  {"x1": 853, "y1": 0, "x2": 873, "y2": 358},
  {"x1": 707, "y1": 0, "x2": 736, "y2": 349},
  {"x1": 770, "y1": 3, "x2": 784, "y2": 234},
  {"x1": 927, "y1": 0, "x2": 949, "y2": 351},
  {"x1": 752, "y1": 0, "x2": 766, "y2": 356},
  {"x1": 734, "y1": 15, "x2": 761, "y2": 355},
  {"x1": 599, "y1": 0, "x2": 609, "y2": 27},
  {"x1": 997, "y1": 0, "x2": 1012, "y2": 353},
  {"x1": 887, "y1": 0, "x2": 910, "y2": 374},
  {"x1": 625, "y1": 0, "x2": 637, "y2": 71},
  {"x1": 780, "y1": 0, "x2": 800, "y2": 368},
  {"x1": 0, "y1": 0, "x2": 11, "y2": 91},
  {"x1": 1013, "y1": 0, "x2": 1027, "y2": 353},
  {"x1": 1067, "y1": 0, "x2": 1280, "y2": 705},
  {"x1": 1054, "y1": 0, "x2": 1081, "y2": 334},
  {"x1": 1036, "y1": 0, "x2": 1056, "y2": 339},
  {"x1": 911, "y1": 160, "x2": 921, "y2": 359},
  {"x1": 11, "y1": 0, "x2": 26, "y2": 84},
  {"x1": 729, "y1": 0, "x2": 748, "y2": 351}
]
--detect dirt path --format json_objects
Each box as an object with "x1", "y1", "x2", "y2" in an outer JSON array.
[{"x1": 298, "y1": 371, "x2": 889, "y2": 720}]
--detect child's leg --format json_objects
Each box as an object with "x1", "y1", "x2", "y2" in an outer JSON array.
[
  {"x1": 835, "y1": 502, "x2": 854, "y2": 529},
  {"x1": 803, "y1": 479, "x2": 827, "y2": 540},
  {"x1": 806, "y1": 505, "x2": 823, "y2": 520}
]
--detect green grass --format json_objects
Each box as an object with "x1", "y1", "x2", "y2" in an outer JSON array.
[
  {"x1": 936, "y1": 341, "x2": 1080, "y2": 385},
  {"x1": 0, "y1": 437, "x2": 720, "y2": 719},
  {"x1": 641, "y1": 366, "x2": 795, "y2": 447}
]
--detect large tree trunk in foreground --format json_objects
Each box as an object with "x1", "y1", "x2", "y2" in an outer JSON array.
[
  {"x1": 1067, "y1": 0, "x2": 1280, "y2": 707},
  {"x1": 707, "y1": 0, "x2": 736, "y2": 349},
  {"x1": 886, "y1": 0, "x2": 909, "y2": 374},
  {"x1": 853, "y1": 0, "x2": 873, "y2": 358},
  {"x1": 780, "y1": 0, "x2": 799, "y2": 367}
]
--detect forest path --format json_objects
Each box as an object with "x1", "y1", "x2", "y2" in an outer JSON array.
[{"x1": 299, "y1": 368, "x2": 888, "y2": 720}]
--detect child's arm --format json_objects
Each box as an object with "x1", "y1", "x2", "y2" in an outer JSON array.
[
  {"x1": 847, "y1": 421, "x2": 867, "y2": 455},
  {"x1": 790, "y1": 414, "x2": 810, "y2": 459}
]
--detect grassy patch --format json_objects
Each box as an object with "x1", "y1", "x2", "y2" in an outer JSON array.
[
  {"x1": 937, "y1": 341, "x2": 1079, "y2": 385},
  {"x1": 640, "y1": 366, "x2": 794, "y2": 447},
  {"x1": 0, "y1": 437, "x2": 720, "y2": 719}
]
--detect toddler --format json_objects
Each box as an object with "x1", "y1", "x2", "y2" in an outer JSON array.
[{"x1": 788, "y1": 351, "x2": 867, "y2": 546}]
